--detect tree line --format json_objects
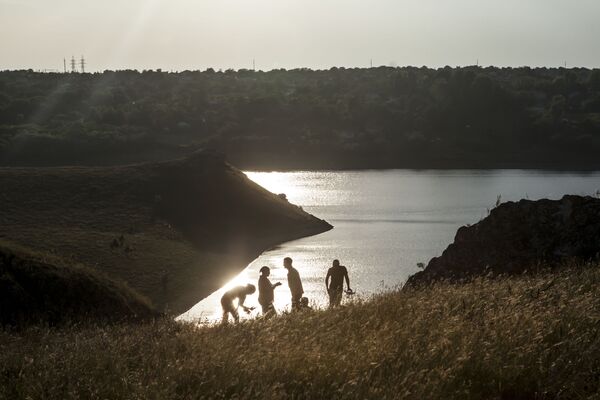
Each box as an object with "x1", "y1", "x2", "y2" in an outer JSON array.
[{"x1": 1, "y1": 66, "x2": 600, "y2": 169}]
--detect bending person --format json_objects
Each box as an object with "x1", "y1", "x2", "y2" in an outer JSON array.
[
  {"x1": 325, "y1": 259, "x2": 351, "y2": 307},
  {"x1": 220, "y1": 284, "x2": 256, "y2": 324},
  {"x1": 258, "y1": 266, "x2": 282, "y2": 317}
]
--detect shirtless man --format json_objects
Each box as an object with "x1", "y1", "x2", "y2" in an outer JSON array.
[{"x1": 325, "y1": 259, "x2": 351, "y2": 307}]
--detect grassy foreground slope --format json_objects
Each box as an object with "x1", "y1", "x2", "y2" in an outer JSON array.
[
  {"x1": 1, "y1": 264, "x2": 598, "y2": 399},
  {"x1": 0, "y1": 240, "x2": 156, "y2": 325},
  {"x1": 0, "y1": 151, "x2": 331, "y2": 314}
]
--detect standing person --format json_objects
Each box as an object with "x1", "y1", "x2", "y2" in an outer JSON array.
[
  {"x1": 325, "y1": 259, "x2": 351, "y2": 307},
  {"x1": 283, "y1": 257, "x2": 304, "y2": 310},
  {"x1": 258, "y1": 266, "x2": 281, "y2": 317},
  {"x1": 220, "y1": 284, "x2": 255, "y2": 324}
]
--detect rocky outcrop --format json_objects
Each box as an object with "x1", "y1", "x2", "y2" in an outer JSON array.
[{"x1": 406, "y1": 195, "x2": 600, "y2": 286}]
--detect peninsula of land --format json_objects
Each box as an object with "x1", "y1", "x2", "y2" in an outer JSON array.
[{"x1": 0, "y1": 150, "x2": 332, "y2": 317}]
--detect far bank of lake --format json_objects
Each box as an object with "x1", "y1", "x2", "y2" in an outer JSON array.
[{"x1": 179, "y1": 169, "x2": 600, "y2": 322}]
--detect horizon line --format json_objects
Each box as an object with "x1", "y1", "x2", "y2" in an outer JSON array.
[{"x1": 3, "y1": 64, "x2": 599, "y2": 74}]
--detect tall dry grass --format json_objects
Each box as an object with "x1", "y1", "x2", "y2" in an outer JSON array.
[{"x1": 1, "y1": 264, "x2": 599, "y2": 399}]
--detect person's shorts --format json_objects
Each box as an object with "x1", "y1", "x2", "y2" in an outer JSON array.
[
  {"x1": 328, "y1": 288, "x2": 343, "y2": 305},
  {"x1": 260, "y1": 303, "x2": 276, "y2": 315},
  {"x1": 221, "y1": 297, "x2": 235, "y2": 313}
]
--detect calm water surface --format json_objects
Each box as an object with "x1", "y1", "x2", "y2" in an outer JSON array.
[{"x1": 179, "y1": 170, "x2": 600, "y2": 323}]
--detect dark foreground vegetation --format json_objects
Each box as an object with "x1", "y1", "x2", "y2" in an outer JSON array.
[
  {"x1": 0, "y1": 240, "x2": 156, "y2": 326},
  {"x1": 0, "y1": 151, "x2": 331, "y2": 314},
  {"x1": 1, "y1": 67, "x2": 600, "y2": 169},
  {"x1": 1, "y1": 264, "x2": 598, "y2": 399}
]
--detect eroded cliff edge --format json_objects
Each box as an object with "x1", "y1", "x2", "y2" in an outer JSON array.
[{"x1": 406, "y1": 195, "x2": 600, "y2": 286}]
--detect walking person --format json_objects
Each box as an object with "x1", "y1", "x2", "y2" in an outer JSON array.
[
  {"x1": 325, "y1": 259, "x2": 351, "y2": 307},
  {"x1": 220, "y1": 284, "x2": 256, "y2": 324},
  {"x1": 258, "y1": 266, "x2": 281, "y2": 317},
  {"x1": 283, "y1": 257, "x2": 304, "y2": 310}
]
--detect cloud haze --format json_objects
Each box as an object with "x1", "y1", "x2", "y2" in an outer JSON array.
[{"x1": 1, "y1": 0, "x2": 599, "y2": 71}]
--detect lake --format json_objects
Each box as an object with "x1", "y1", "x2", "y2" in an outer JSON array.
[{"x1": 178, "y1": 170, "x2": 600, "y2": 323}]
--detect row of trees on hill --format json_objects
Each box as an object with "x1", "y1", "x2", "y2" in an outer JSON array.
[{"x1": 1, "y1": 66, "x2": 600, "y2": 169}]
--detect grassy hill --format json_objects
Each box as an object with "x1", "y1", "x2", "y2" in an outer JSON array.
[
  {"x1": 0, "y1": 150, "x2": 332, "y2": 314},
  {"x1": 0, "y1": 240, "x2": 156, "y2": 326},
  {"x1": 0, "y1": 263, "x2": 598, "y2": 399}
]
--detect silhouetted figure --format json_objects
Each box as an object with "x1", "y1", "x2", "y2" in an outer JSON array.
[
  {"x1": 258, "y1": 266, "x2": 281, "y2": 317},
  {"x1": 220, "y1": 284, "x2": 255, "y2": 324},
  {"x1": 325, "y1": 259, "x2": 351, "y2": 307},
  {"x1": 283, "y1": 257, "x2": 304, "y2": 310},
  {"x1": 299, "y1": 296, "x2": 312, "y2": 311}
]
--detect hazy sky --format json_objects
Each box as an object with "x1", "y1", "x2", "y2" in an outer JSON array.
[{"x1": 1, "y1": 0, "x2": 599, "y2": 71}]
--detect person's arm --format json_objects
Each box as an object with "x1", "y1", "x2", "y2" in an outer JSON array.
[
  {"x1": 239, "y1": 293, "x2": 252, "y2": 313},
  {"x1": 292, "y1": 270, "x2": 303, "y2": 295},
  {"x1": 238, "y1": 293, "x2": 246, "y2": 308},
  {"x1": 272, "y1": 282, "x2": 282, "y2": 288},
  {"x1": 344, "y1": 268, "x2": 351, "y2": 291},
  {"x1": 325, "y1": 269, "x2": 331, "y2": 291}
]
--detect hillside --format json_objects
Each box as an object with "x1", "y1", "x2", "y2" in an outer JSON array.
[
  {"x1": 0, "y1": 240, "x2": 156, "y2": 326},
  {"x1": 407, "y1": 195, "x2": 600, "y2": 286},
  {"x1": 1, "y1": 67, "x2": 600, "y2": 169},
  {"x1": 0, "y1": 150, "x2": 332, "y2": 314},
  {"x1": 1, "y1": 263, "x2": 598, "y2": 399}
]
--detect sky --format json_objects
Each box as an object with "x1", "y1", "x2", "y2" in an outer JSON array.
[{"x1": 1, "y1": 0, "x2": 599, "y2": 72}]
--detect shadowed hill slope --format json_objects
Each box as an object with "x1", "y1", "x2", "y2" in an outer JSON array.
[
  {"x1": 0, "y1": 240, "x2": 156, "y2": 326},
  {"x1": 0, "y1": 151, "x2": 332, "y2": 314}
]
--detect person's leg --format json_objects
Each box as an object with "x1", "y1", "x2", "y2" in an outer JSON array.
[
  {"x1": 334, "y1": 289, "x2": 343, "y2": 306},
  {"x1": 265, "y1": 303, "x2": 276, "y2": 318},
  {"x1": 222, "y1": 299, "x2": 234, "y2": 324},
  {"x1": 261, "y1": 304, "x2": 275, "y2": 316},
  {"x1": 232, "y1": 308, "x2": 240, "y2": 323},
  {"x1": 291, "y1": 296, "x2": 300, "y2": 311},
  {"x1": 328, "y1": 289, "x2": 336, "y2": 308}
]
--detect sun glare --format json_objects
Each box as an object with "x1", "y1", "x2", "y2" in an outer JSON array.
[
  {"x1": 245, "y1": 171, "x2": 304, "y2": 203},
  {"x1": 108, "y1": 0, "x2": 162, "y2": 66}
]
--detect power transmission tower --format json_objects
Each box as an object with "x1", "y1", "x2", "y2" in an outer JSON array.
[
  {"x1": 370, "y1": 59, "x2": 373, "y2": 68},
  {"x1": 253, "y1": 58, "x2": 256, "y2": 71},
  {"x1": 70, "y1": 56, "x2": 77, "y2": 73},
  {"x1": 80, "y1": 55, "x2": 86, "y2": 73},
  {"x1": 63, "y1": 58, "x2": 67, "y2": 73}
]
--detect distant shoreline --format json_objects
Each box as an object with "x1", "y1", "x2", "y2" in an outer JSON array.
[
  {"x1": 2, "y1": 67, "x2": 600, "y2": 174},
  {"x1": 241, "y1": 166, "x2": 600, "y2": 173}
]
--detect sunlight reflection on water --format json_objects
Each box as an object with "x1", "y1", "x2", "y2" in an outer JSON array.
[{"x1": 178, "y1": 170, "x2": 600, "y2": 324}]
